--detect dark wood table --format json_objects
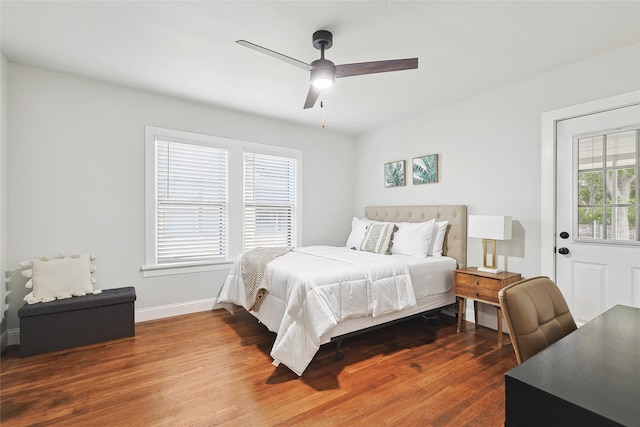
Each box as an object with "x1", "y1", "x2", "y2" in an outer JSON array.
[{"x1": 504, "y1": 304, "x2": 640, "y2": 427}]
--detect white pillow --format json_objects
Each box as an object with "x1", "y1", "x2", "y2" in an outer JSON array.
[
  {"x1": 391, "y1": 219, "x2": 436, "y2": 257},
  {"x1": 346, "y1": 217, "x2": 378, "y2": 249},
  {"x1": 22, "y1": 254, "x2": 101, "y2": 304},
  {"x1": 428, "y1": 221, "x2": 449, "y2": 256},
  {"x1": 359, "y1": 223, "x2": 398, "y2": 255}
]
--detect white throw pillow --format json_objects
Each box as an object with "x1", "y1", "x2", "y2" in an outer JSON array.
[
  {"x1": 428, "y1": 221, "x2": 449, "y2": 256},
  {"x1": 22, "y1": 254, "x2": 101, "y2": 304},
  {"x1": 391, "y1": 219, "x2": 436, "y2": 257}
]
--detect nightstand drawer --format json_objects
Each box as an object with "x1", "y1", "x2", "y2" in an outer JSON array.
[
  {"x1": 455, "y1": 273, "x2": 505, "y2": 291},
  {"x1": 455, "y1": 283, "x2": 500, "y2": 304}
]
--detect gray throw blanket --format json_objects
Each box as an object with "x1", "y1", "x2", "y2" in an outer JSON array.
[{"x1": 241, "y1": 247, "x2": 292, "y2": 312}]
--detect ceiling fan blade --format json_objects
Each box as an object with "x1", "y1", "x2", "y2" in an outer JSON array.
[
  {"x1": 335, "y1": 58, "x2": 418, "y2": 78},
  {"x1": 236, "y1": 40, "x2": 312, "y2": 71},
  {"x1": 303, "y1": 85, "x2": 321, "y2": 109}
]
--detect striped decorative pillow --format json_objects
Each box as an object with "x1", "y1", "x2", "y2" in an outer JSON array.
[{"x1": 359, "y1": 223, "x2": 398, "y2": 255}]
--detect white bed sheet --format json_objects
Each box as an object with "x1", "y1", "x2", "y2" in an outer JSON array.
[{"x1": 218, "y1": 246, "x2": 456, "y2": 375}]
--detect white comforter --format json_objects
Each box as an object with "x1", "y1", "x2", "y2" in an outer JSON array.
[{"x1": 218, "y1": 246, "x2": 417, "y2": 375}]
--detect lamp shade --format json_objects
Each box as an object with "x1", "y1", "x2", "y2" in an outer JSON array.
[{"x1": 468, "y1": 215, "x2": 512, "y2": 240}]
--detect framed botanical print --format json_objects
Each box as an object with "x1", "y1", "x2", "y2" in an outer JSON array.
[
  {"x1": 384, "y1": 160, "x2": 406, "y2": 188},
  {"x1": 412, "y1": 154, "x2": 438, "y2": 184}
]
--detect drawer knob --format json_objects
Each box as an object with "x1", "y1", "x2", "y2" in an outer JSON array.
[
  {"x1": 475, "y1": 280, "x2": 479, "y2": 285},
  {"x1": 475, "y1": 292, "x2": 480, "y2": 297}
]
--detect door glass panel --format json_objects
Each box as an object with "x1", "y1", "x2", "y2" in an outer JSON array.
[
  {"x1": 606, "y1": 131, "x2": 635, "y2": 167},
  {"x1": 576, "y1": 128, "x2": 639, "y2": 243},
  {"x1": 578, "y1": 171, "x2": 604, "y2": 205},
  {"x1": 606, "y1": 168, "x2": 636, "y2": 204},
  {"x1": 578, "y1": 207, "x2": 604, "y2": 239},
  {"x1": 604, "y1": 207, "x2": 637, "y2": 241},
  {"x1": 578, "y1": 135, "x2": 604, "y2": 169}
]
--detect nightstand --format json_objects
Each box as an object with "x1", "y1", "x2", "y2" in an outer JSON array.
[{"x1": 454, "y1": 267, "x2": 522, "y2": 347}]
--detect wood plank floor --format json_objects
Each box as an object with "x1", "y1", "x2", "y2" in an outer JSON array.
[{"x1": 1, "y1": 308, "x2": 517, "y2": 426}]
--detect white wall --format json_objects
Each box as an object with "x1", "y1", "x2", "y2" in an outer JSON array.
[
  {"x1": 5, "y1": 43, "x2": 639, "y2": 337},
  {"x1": 5, "y1": 64, "x2": 356, "y2": 334},
  {"x1": 353, "y1": 43, "x2": 640, "y2": 328},
  {"x1": 0, "y1": 52, "x2": 8, "y2": 350}
]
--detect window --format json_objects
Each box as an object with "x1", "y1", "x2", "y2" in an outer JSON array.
[
  {"x1": 576, "y1": 127, "x2": 638, "y2": 243},
  {"x1": 243, "y1": 152, "x2": 297, "y2": 250},
  {"x1": 144, "y1": 126, "x2": 302, "y2": 276},
  {"x1": 145, "y1": 128, "x2": 229, "y2": 272},
  {"x1": 156, "y1": 140, "x2": 227, "y2": 264}
]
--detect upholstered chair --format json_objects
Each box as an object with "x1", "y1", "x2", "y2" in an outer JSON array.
[{"x1": 498, "y1": 276, "x2": 577, "y2": 364}]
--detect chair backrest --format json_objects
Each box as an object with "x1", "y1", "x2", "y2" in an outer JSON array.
[{"x1": 498, "y1": 276, "x2": 577, "y2": 364}]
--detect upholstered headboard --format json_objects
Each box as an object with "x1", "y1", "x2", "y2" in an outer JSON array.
[{"x1": 364, "y1": 205, "x2": 467, "y2": 269}]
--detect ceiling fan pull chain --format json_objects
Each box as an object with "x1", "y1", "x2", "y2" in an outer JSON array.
[{"x1": 321, "y1": 99, "x2": 325, "y2": 128}]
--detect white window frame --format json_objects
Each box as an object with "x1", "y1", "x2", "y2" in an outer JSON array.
[
  {"x1": 573, "y1": 126, "x2": 639, "y2": 245},
  {"x1": 143, "y1": 126, "x2": 302, "y2": 277}
]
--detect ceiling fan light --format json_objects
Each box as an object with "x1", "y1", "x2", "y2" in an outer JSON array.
[
  {"x1": 312, "y1": 77, "x2": 333, "y2": 89},
  {"x1": 311, "y1": 68, "x2": 335, "y2": 89}
]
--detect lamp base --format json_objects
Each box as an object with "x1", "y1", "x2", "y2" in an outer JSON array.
[
  {"x1": 480, "y1": 239, "x2": 502, "y2": 274},
  {"x1": 477, "y1": 266, "x2": 503, "y2": 274}
]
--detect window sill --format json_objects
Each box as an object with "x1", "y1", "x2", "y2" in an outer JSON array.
[{"x1": 141, "y1": 260, "x2": 233, "y2": 278}]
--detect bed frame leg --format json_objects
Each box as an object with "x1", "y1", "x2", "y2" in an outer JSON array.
[{"x1": 335, "y1": 340, "x2": 344, "y2": 360}]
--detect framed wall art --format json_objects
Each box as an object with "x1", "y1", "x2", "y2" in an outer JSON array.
[
  {"x1": 384, "y1": 160, "x2": 406, "y2": 188},
  {"x1": 412, "y1": 154, "x2": 438, "y2": 184}
]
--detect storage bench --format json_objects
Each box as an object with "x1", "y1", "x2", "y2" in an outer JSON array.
[{"x1": 18, "y1": 286, "x2": 136, "y2": 357}]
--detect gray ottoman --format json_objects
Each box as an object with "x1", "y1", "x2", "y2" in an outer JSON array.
[{"x1": 18, "y1": 286, "x2": 136, "y2": 357}]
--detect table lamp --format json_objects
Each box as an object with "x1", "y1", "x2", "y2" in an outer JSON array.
[{"x1": 468, "y1": 215, "x2": 512, "y2": 273}]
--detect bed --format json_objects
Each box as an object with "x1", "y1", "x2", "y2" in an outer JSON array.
[{"x1": 218, "y1": 205, "x2": 467, "y2": 376}]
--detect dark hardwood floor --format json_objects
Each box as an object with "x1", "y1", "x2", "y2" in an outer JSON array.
[{"x1": 1, "y1": 307, "x2": 517, "y2": 426}]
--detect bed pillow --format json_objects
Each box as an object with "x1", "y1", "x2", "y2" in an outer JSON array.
[
  {"x1": 21, "y1": 254, "x2": 101, "y2": 304},
  {"x1": 346, "y1": 217, "x2": 380, "y2": 249},
  {"x1": 428, "y1": 221, "x2": 449, "y2": 256},
  {"x1": 359, "y1": 223, "x2": 398, "y2": 255},
  {"x1": 391, "y1": 219, "x2": 436, "y2": 257}
]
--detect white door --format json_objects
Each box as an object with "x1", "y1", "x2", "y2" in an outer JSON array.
[{"x1": 556, "y1": 104, "x2": 640, "y2": 325}]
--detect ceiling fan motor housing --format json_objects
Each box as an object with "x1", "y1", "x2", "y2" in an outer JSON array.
[
  {"x1": 310, "y1": 31, "x2": 335, "y2": 88},
  {"x1": 312, "y1": 30, "x2": 333, "y2": 50},
  {"x1": 310, "y1": 59, "x2": 335, "y2": 88}
]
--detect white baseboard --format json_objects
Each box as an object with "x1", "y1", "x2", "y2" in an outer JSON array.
[
  {"x1": 135, "y1": 297, "x2": 220, "y2": 323},
  {"x1": 7, "y1": 328, "x2": 19, "y2": 346},
  {"x1": 1, "y1": 329, "x2": 8, "y2": 351}
]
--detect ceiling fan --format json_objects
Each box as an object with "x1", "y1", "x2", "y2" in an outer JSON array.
[{"x1": 236, "y1": 30, "x2": 419, "y2": 109}]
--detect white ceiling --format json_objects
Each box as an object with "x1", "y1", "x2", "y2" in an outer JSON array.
[{"x1": 2, "y1": 1, "x2": 639, "y2": 135}]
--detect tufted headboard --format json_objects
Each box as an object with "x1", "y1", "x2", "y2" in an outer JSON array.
[{"x1": 364, "y1": 205, "x2": 467, "y2": 269}]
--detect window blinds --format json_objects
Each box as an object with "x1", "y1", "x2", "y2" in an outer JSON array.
[
  {"x1": 156, "y1": 139, "x2": 227, "y2": 264},
  {"x1": 243, "y1": 152, "x2": 297, "y2": 251}
]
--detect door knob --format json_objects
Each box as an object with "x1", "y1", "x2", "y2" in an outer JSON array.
[
  {"x1": 558, "y1": 247, "x2": 570, "y2": 255},
  {"x1": 560, "y1": 231, "x2": 569, "y2": 239}
]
